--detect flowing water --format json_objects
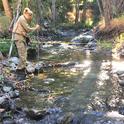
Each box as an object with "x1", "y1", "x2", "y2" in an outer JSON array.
[
  {"x1": 15, "y1": 33, "x2": 124, "y2": 123},
  {"x1": 17, "y1": 42, "x2": 113, "y2": 110}
]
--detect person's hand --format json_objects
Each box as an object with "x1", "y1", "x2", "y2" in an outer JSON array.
[{"x1": 35, "y1": 24, "x2": 40, "y2": 30}]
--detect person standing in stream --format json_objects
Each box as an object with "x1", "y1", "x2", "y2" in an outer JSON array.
[{"x1": 13, "y1": 8, "x2": 40, "y2": 71}]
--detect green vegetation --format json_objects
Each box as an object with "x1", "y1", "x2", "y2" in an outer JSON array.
[
  {"x1": 112, "y1": 33, "x2": 124, "y2": 52},
  {"x1": 97, "y1": 40, "x2": 113, "y2": 50},
  {"x1": 0, "y1": 38, "x2": 17, "y2": 56},
  {"x1": 0, "y1": 16, "x2": 10, "y2": 31}
]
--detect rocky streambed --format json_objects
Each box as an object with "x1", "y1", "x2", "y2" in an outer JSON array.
[{"x1": 1, "y1": 30, "x2": 124, "y2": 124}]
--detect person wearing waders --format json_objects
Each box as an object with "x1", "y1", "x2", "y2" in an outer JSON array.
[{"x1": 12, "y1": 8, "x2": 40, "y2": 79}]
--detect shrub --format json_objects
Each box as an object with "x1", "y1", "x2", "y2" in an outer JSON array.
[{"x1": 0, "y1": 38, "x2": 17, "y2": 56}]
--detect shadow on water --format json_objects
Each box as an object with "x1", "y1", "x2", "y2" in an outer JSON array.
[{"x1": 64, "y1": 49, "x2": 113, "y2": 111}]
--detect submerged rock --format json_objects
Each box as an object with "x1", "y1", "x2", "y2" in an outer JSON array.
[
  {"x1": 43, "y1": 78, "x2": 55, "y2": 84},
  {"x1": 15, "y1": 118, "x2": 29, "y2": 124},
  {"x1": 84, "y1": 40, "x2": 97, "y2": 50},
  {"x1": 2, "y1": 119, "x2": 16, "y2": 124},
  {"x1": 59, "y1": 112, "x2": 76, "y2": 124},
  {"x1": 0, "y1": 98, "x2": 10, "y2": 110},
  {"x1": 47, "y1": 107, "x2": 62, "y2": 114},
  {"x1": 29, "y1": 87, "x2": 50, "y2": 94},
  {"x1": 25, "y1": 108, "x2": 48, "y2": 120}
]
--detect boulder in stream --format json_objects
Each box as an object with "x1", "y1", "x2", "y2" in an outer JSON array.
[
  {"x1": 8, "y1": 57, "x2": 19, "y2": 65},
  {"x1": 24, "y1": 108, "x2": 49, "y2": 120}
]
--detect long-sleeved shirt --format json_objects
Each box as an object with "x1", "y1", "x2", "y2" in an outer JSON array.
[{"x1": 13, "y1": 15, "x2": 36, "y2": 41}]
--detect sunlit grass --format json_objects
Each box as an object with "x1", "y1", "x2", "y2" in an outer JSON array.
[
  {"x1": 85, "y1": 18, "x2": 93, "y2": 27},
  {"x1": 97, "y1": 40, "x2": 113, "y2": 49},
  {"x1": 113, "y1": 33, "x2": 124, "y2": 52}
]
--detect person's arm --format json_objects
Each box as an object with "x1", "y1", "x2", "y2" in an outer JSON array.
[{"x1": 20, "y1": 19, "x2": 38, "y2": 32}]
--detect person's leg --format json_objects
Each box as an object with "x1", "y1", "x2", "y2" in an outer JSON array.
[
  {"x1": 15, "y1": 40, "x2": 27, "y2": 70},
  {"x1": 14, "y1": 40, "x2": 27, "y2": 81}
]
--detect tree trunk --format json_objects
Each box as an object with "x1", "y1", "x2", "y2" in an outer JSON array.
[
  {"x1": 75, "y1": 0, "x2": 80, "y2": 24},
  {"x1": 116, "y1": 0, "x2": 124, "y2": 14},
  {"x1": 101, "y1": 0, "x2": 113, "y2": 26},
  {"x1": 2, "y1": 0, "x2": 13, "y2": 21},
  {"x1": 51, "y1": 0, "x2": 56, "y2": 24},
  {"x1": 36, "y1": 0, "x2": 43, "y2": 23},
  {"x1": 96, "y1": 0, "x2": 103, "y2": 16}
]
